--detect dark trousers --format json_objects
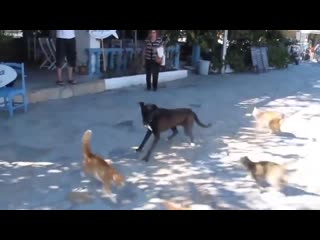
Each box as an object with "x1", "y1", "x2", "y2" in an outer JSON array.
[
  {"x1": 145, "y1": 59, "x2": 160, "y2": 90},
  {"x1": 56, "y1": 38, "x2": 77, "y2": 68}
]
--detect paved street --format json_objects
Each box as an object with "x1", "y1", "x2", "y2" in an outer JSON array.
[{"x1": 1, "y1": 62, "x2": 320, "y2": 210}]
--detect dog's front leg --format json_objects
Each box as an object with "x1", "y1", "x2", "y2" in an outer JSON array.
[
  {"x1": 142, "y1": 134, "x2": 160, "y2": 162},
  {"x1": 136, "y1": 129, "x2": 152, "y2": 152}
]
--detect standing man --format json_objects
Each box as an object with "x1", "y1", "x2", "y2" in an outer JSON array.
[
  {"x1": 56, "y1": 30, "x2": 77, "y2": 85},
  {"x1": 144, "y1": 30, "x2": 162, "y2": 91}
]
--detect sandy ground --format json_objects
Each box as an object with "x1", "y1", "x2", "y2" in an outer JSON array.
[{"x1": 1, "y1": 61, "x2": 320, "y2": 210}]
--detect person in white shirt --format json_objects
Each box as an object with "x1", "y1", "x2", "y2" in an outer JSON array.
[{"x1": 55, "y1": 30, "x2": 77, "y2": 85}]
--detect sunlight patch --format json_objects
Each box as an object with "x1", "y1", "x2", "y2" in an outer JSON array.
[
  {"x1": 153, "y1": 168, "x2": 172, "y2": 176},
  {"x1": 149, "y1": 198, "x2": 164, "y2": 203},
  {"x1": 190, "y1": 204, "x2": 213, "y2": 210},
  {"x1": 140, "y1": 203, "x2": 156, "y2": 210},
  {"x1": 208, "y1": 152, "x2": 228, "y2": 159},
  {"x1": 238, "y1": 96, "x2": 270, "y2": 106},
  {"x1": 1, "y1": 173, "x2": 11, "y2": 176},
  {"x1": 47, "y1": 169, "x2": 62, "y2": 173},
  {"x1": 12, "y1": 162, "x2": 55, "y2": 167},
  {"x1": 137, "y1": 184, "x2": 149, "y2": 189}
]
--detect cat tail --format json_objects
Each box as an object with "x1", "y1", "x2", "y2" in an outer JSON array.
[{"x1": 82, "y1": 130, "x2": 93, "y2": 157}]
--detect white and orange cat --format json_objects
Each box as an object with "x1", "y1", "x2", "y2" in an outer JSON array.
[
  {"x1": 82, "y1": 130, "x2": 125, "y2": 195},
  {"x1": 163, "y1": 201, "x2": 212, "y2": 210},
  {"x1": 252, "y1": 107, "x2": 285, "y2": 134},
  {"x1": 239, "y1": 156, "x2": 297, "y2": 191}
]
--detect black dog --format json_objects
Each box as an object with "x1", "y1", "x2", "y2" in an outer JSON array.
[{"x1": 136, "y1": 102, "x2": 212, "y2": 162}]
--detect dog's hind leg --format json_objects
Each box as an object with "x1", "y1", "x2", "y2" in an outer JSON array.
[
  {"x1": 136, "y1": 129, "x2": 152, "y2": 152},
  {"x1": 167, "y1": 127, "x2": 178, "y2": 141},
  {"x1": 184, "y1": 126, "x2": 195, "y2": 146}
]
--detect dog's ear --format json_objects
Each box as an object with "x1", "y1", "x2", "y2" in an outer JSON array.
[
  {"x1": 151, "y1": 104, "x2": 158, "y2": 110},
  {"x1": 138, "y1": 102, "x2": 145, "y2": 108}
]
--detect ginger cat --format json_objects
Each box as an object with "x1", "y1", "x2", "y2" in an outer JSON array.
[
  {"x1": 252, "y1": 107, "x2": 285, "y2": 133},
  {"x1": 82, "y1": 130, "x2": 125, "y2": 195},
  {"x1": 163, "y1": 201, "x2": 192, "y2": 210}
]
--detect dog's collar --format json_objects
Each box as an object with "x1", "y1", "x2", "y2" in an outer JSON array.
[{"x1": 144, "y1": 125, "x2": 153, "y2": 131}]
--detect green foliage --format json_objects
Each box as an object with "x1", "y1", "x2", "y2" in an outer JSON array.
[
  {"x1": 223, "y1": 38, "x2": 252, "y2": 72},
  {"x1": 211, "y1": 55, "x2": 223, "y2": 73},
  {"x1": 225, "y1": 48, "x2": 250, "y2": 72},
  {"x1": 163, "y1": 30, "x2": 224, "y2": 48},
  {"x1": 146, "y1": 30, "x2": 290, "y2": 73},
  {"x1": 161, "y1": 30, "x2": 185, "y2": 46},
  {"x1": 267, "y1": 45, "x2": 289, "y2": 68},
  {"x1": 0, "y1": 31, "x2": 14, "y2": 43},
  {"x1": 224, "y1": 30, "x2": 287, "y2": 72},
  {"x1": 229, "y1": 30, "x2": 285, "y2": 46}
]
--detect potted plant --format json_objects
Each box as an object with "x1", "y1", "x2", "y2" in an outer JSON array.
[
  {"x1": 186, "y1": 30, "x2": 222, "y2": 74},
  {"x1": 199, "y1": 48, "x2": 212, "y2": 75},
  {"x1": 78, "y1": 63, "x2": 88, "y2": 75}
]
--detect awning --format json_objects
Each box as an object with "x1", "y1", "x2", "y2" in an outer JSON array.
[{"x1": 300, "y1": 30, "x2": 320, "y2": 34}]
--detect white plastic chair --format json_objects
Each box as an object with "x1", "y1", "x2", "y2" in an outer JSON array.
[
  {"x1": 38, "y1": 37, "x2": 56, "y2": 70},
  {"x1": 48, "y1": 38, "x2": 67, "y2": 69}
]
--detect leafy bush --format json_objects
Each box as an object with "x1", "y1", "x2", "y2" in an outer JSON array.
[
  {"x1": 225, "y1": 51, "x2": 249, "y2": 72},
  {"x1": 267, "y1": 45, "x2": 289, "y2": 68},
  {"x1": 211, "y1": 55, "x2": 223, "y2": 73},
  {"x1": 0, "y1": 32, "x2": 24, "y2": 62},
  {"x1": 223, "y1": 30, "x2": 288, "y2": 72},
  {"x1": 225, "y1": 41, "x2": 251, "y2": 72},
  {"x1": 0, "y1": 31, "x2": 14, "y2": 43}
]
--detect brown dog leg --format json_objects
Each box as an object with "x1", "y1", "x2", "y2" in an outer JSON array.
[
  {"x1": 184, "y1": 126, "x2": 195, "y2": 144},
  {"x1": 167, "y1": 127, "x2": 178, "y2": 141}
]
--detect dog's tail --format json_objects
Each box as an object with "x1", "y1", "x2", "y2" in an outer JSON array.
[
  {"x1": 193, "y1": 112, "x2": 212, "y2": 128},
  {"x1": 82, "y1": 130, "x2": 93, "y2": 157}
]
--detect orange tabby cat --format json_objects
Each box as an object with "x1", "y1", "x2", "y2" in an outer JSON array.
[
  {"x1": 82, "y1": 130, "x2": 125, "y2": 195},
  {"x1": 252, "y1": 107, "x2": 285, "y2": 133},
  {"x1": 163, "y1": 201, "x2": 192, "y2": 210}
]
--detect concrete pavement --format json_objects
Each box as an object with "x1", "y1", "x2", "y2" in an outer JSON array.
[{"x1": 1, "y1": 62, "x2": 320, "y2": 210}]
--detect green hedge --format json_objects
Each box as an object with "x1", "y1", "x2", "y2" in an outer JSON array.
[{"x1": 267, "y1": 45, "x2": 289, "y2": 68}]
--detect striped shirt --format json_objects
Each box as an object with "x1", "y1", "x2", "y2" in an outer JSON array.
[{"x1": 144, "y1": 37, "x2": 162, "y2": 61}]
